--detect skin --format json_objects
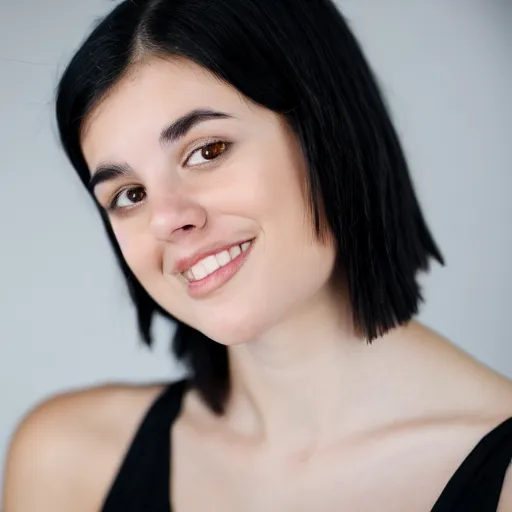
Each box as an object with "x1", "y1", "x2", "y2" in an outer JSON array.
[{"x1": 3, "y1": 57, "x2": 512, "y2": 511}]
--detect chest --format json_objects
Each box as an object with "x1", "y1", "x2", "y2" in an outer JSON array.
[
  {"x1": 170, "y1": 427, "x2": 471, "y2": 512},
  {"x1": 172, "y1": 468, "x2": 441, "y2": 511}
]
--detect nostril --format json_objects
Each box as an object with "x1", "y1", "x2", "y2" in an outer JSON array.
[{"x1": 183, "y1": 225, "x2": 194, "y2": 231}]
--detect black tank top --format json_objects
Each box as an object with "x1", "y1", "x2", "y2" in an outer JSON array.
[{"x1": 101, "y1": 380, "x2": 512, "y2": 511}]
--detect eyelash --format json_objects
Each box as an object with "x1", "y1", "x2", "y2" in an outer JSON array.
[{"x1": 105, "y1": 138, "x2": 232, "y2": 214}]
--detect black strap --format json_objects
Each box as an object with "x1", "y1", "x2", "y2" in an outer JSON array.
[
  {"x1": 432, "y1": 416, "x2": 512, "y2": 511},
  {"x1": 101, "y1": 379, "x2": 188, "y2": 512}
]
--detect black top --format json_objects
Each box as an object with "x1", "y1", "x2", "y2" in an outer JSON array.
[{"x1": 101, "y1": 380, "x2": 512, "y2": 511}]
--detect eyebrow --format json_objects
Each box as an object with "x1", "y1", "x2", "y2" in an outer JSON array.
[
  {"x1": 159, "y1": 108, "x2": 235, "y2": 146},
  {"x1": 88, "y1": 108, "x2": 235, "y2": 191},
  {"x1": 88, "y1": 163, "x2": 133, "y2": 192}
]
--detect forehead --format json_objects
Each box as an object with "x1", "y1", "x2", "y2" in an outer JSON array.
[{"x1": 81, "y1": 57, "x2": 252, "y2": 164}]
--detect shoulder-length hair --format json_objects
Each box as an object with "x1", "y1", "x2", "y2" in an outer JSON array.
[{"x1": 56, "y1": 0, "x2": 444, "y2": 414}]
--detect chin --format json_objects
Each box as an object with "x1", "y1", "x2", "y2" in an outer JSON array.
[
  {"x1": 193, "y1": 304, "x2": 270, "y2": 347},
  {"x1": 200, "y1": 321, "x2": 265, "y2": 347}
]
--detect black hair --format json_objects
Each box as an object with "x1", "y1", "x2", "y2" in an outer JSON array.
[{"x1": 56, "y1": 0, "x2": 444, "y2": 414}]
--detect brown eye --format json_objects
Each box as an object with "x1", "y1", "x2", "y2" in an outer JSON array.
[
  {"x1": 202, "y1": 141, "x2": 227, "y2": 160},
  {"x1": 110, "y1": 186, "x2": 147, "y2": 210},
  {"x1": 126, "y1": 187, "x2": 146, "y2": 203},
  {"x1": 186, "y1": 140, "x2": 230, "y2": 166}
]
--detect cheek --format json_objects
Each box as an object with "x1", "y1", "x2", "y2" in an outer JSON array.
[
  {"x1": 224, "y1": 147, "x2": 307, "y2": 228},
  {"x1": 113, "y1": 224, "x2": 160, "y2": 280},
  {"x1": 114, "y1": 228, "x2": 128, "y2": 249},
  {"x1": 246, "y1": 150, "x2": 335, "y2": 290}
]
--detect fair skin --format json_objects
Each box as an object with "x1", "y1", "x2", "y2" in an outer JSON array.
[{"x1": 4, "y1": 57, "x2": 512, "y2": 511}]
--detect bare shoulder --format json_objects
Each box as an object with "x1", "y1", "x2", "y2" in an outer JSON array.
[
  {"x1": 2, "y1": 382, "x2": 167, "y2": 512},
  {"x1": 399, "y1": 321, "x2": 512, "y2": 420}
]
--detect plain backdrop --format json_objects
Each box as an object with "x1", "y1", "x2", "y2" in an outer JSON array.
[{"x1": 0, "y1": 0, "x2": 511, "y2": 497}]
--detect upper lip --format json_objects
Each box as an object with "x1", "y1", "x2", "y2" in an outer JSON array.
[{"x1": 172, "y1": 238, "x2": 253, "y2": 275}]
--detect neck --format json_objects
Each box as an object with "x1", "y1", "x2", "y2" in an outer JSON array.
[{"x1": 224, "y1": 285, "x2": 392, "y2": 450}]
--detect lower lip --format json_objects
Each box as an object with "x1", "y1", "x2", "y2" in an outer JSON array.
[{"x1": 185, "y1": 239, "x2": 255, "y2": 298}]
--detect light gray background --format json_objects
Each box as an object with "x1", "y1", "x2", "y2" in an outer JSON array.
[{"x1": 1, "y1": 0, "x2": 511, "y2": 497}]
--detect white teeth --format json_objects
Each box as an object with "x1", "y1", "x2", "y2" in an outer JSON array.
[
  {"x1": 183, "y1": 240, "x2": 253, "y2": 282},
  {"x1": 229, "y1": 245, "x2": 241, "y2": 259},
  {"x1": 201, "y1": 255, "x2": 221, "y2": 274},
  {"x1": 215, "y1": 250, "x2": 231, "y2": 267},
  {"x1": 191, "y1": 263, "x2": 208, "y2": 280}
]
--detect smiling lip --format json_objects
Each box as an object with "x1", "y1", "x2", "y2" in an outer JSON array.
[
  {"x1": 185, "y1": 239, "x2": 255, "y2": 299},
  {"x1": 173, "y1": 239, "x2": 253, "y2": 275}
]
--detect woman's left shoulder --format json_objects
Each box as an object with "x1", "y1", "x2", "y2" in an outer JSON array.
[
  {"x1": 404, "y1": 322, "x2": 512, "y2": 417},
  {"x1": 404, "y1": 323, "x2": 512, "y2": 510}
]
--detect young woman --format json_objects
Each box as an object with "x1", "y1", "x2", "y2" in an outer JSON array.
[{"x1": 4, "y1": 0, "x2": 512, "y2": 510}]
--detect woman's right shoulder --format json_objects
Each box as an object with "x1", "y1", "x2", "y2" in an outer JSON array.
[{"x1": 2, "y1": 382, "x2": 168, "y2": 512}]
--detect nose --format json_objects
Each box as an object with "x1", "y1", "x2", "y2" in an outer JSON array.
[{"x1": 149, "y1": 193, "x2": 207, "y2": 243}]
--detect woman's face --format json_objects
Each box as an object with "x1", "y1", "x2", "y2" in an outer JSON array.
[{"x1": 82, "y1": 57, "x2": 336, "y2": 345}]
